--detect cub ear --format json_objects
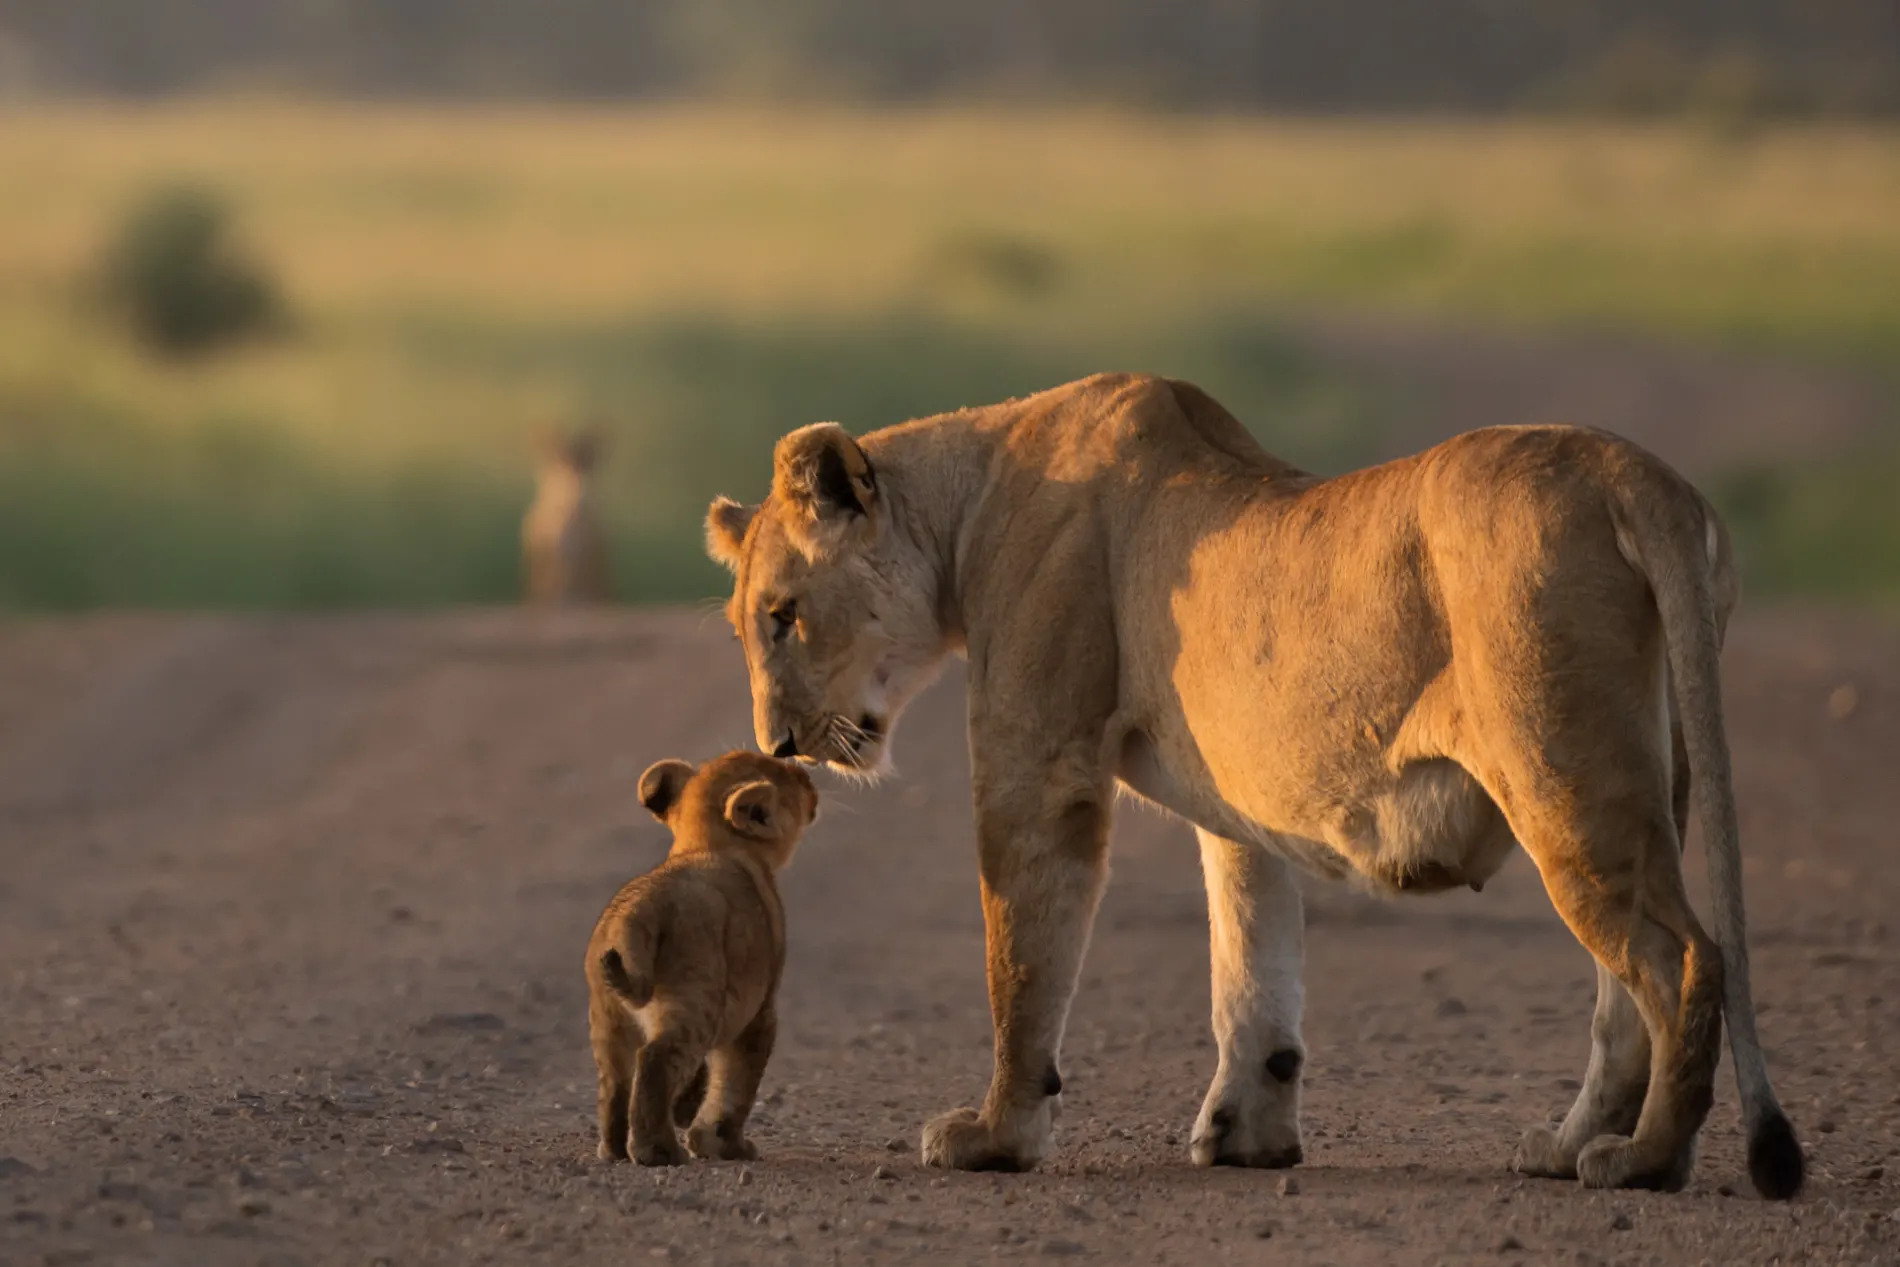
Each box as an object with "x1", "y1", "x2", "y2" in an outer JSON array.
[
  {"x1": 771, "y1": 422, "x2": 878, "y2": 557},
  {"x1": 637, "y1": 759, "x2": 696, "y2": 821},
  {"x1": 705, "y1": 496, "x2": 757, "y2": 572},
  {"x1": 723, "y1": 779, "x2": 781, "y2": 838}
]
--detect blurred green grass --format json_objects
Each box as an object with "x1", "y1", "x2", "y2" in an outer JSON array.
[
  {"x1": 0, "y1": 308, "x2": 1384, "y2": 608},
  {"x1": 0, "y1": 105, "x2": 1895, "y2": 609}
]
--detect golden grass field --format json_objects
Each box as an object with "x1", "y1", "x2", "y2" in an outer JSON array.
[{"x1": 0, "y1": 103, "x2": 1896, "y2": 606}]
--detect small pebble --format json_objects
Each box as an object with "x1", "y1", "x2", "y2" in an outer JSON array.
[
  {"x1": 1277, "y1": 1175, "x2": 1300, "y2": 1196},
  {"x1": 1610, "y1": 1212, "x2": 1632, "y2": 1231},
  {"x1": 1254, "y1": 1222, "x2": 1276, "y2": 1240},
  {"x1": 873, "y1": 1165, "x2": 895, "y2": 1181},
  {"x1": 1863, "y1": 1165, "x2": 1885, "y2": 1183},
  {"x1": 1827, "y1": 685, "x2": 1859, "y2": 721},
  {"x1": 885, "y1": 1137, "x2": 908, "y2": 1153},
  {"x1": 737, "y1": 1168, "x2": 752, "y2": 1186},
  {"x1": 1497, "y1": 1233, "x2": 1524, "y2": 1253},
  {"x1": 1042, "y1": 1239, "x2": 1087, "y2": 1256}
]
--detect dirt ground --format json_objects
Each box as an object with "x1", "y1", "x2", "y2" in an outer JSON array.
[{"x1": 2, "y1": 606, "x2": 1897, "y2": 1267}]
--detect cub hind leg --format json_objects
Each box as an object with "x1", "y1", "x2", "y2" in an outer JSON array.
[
  {"x1": 631, "y1": 1019, "x2": 712, "y2": 1167},
  {"x1": 687, "y1": 1005, "x2": 777, "y2": 1162},
  {"x1": 591, "y1": 996, "x2": 637, "y2": 1162}
]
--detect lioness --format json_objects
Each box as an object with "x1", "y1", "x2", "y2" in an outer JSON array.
[
  {"x1": 522, "y1": 424, "x2": 610, "y2": 605},
  {"x1": 586, "y1": 751, "x2": 816, "y2": 1165},
  {"x1": 704, "y1": 373, "x2": 1804, "y2": 1199}
]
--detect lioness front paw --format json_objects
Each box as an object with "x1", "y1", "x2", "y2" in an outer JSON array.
[
  {"x1": 1190, "y1": 1075, "x2": 1302, "y2": 1169},
  {"x1": 686, "y1": 1121, "x2": 759, "y2": 1162},
  {"x1": 1511, "y1": 1124, "x2": 1575, "y2": 1179},
  {"x1": 919, "y1": 1106, "x2": 1046, "y2": 1173}
]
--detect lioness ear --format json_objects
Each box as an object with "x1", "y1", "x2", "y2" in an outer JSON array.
[
  {"x1": 771, "y1": 422, "x2": 878, "y2": 557},
  {"x1": 637, "y1": 759, "x2": 696, "y2": 821},
  {"x1": 723, "y1": 780, "x2": 781, "y2": 838},
  {"x1": 705, "y1": 496, "x2": 756, "y2": 572}
]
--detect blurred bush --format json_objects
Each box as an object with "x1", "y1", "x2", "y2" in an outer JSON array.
[
  {"x1": 97, "y1": 184, "x2": 282, "y2": 357},
  {"x1": 923, "y1": 230, "x2": 1064, "y2": 301}
]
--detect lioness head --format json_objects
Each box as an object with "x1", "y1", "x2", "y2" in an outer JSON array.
[{"x1": 706, "y1": 423, "x2": 945, "y2": 776}]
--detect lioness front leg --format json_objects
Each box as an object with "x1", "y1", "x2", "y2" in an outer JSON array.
[
  {"x1": 921, "y1": 781, "x2": 1109, "y2": 1172},
  {"x1": 1191, "y1": 828, "x2": 1306, "y2": 1168}
]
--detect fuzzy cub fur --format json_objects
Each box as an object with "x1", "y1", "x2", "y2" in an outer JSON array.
[{"x1": 586, "y1": 751, "x2": 817, "y2": 1165}]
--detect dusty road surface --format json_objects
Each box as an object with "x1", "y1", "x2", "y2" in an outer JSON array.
[{"x1": 2, "y1": 608, "x2": 1897, "y2": 1267}]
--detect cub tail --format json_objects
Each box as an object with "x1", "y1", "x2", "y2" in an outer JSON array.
[{"x1": 598, "y1": 920, "x2": 658, "y2": 1008}]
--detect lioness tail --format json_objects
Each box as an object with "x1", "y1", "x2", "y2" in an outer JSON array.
[{"x1": 1611, "y1": 471, "x2": 1804, "y2": 1201}]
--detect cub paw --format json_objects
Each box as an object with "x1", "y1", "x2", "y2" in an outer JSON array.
[
  {"x1": 687, "y1": 1122, "x2": 759, "y2": 1162},
  {"x1": 920, "y1": 1106, "x2": 1044, "y2": 1173},
  {"x1": 1511, "y1": 1125, "x2": 1575, "y2": 1179},
  {"x1": 631, "y1": 1134, "x2": 688, "y2": 1167}
]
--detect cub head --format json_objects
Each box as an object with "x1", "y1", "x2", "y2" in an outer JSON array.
[
  {"x1": 638, "y1": 750, "x2": 819, "y2": 869},
  {"x1": 705, "y1": 422, "x2": 946, "y2": 777}
]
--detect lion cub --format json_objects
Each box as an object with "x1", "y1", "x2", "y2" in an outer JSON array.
[
  {"x1": 587, "y1": 751, "x2": 817, "y2": 1165},
  {"x1": 521, "y1": 424, "x2": 609, "y2": 605}
]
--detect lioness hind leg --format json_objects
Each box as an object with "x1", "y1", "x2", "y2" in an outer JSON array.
[
  {"x1": 1513, "y1": 963, "x2": 1649, "y2": 1178},
  {"x1": 1514, "y1": 801, "x2": 1722, "y2": 1192},
  {"x1": 1190, "y1": 829, "x2": 1305, "y2": 1169}
]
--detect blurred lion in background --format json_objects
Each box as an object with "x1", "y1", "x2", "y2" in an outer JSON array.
[{"x1": 522, "y1": 423, "x2": 610, "y2": 605}]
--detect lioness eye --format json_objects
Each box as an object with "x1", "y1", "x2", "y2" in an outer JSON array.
[{"x1": 770, "y1": 602, "x2": 797, "y2": 640}]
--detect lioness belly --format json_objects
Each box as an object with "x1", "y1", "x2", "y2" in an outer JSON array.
[
  {"x1": 1346, "y1": 758, "x2": 1518, "y2": 895},
  {"x1": 1119, "y1": 731, "x2": 1516, "y2": 894}
]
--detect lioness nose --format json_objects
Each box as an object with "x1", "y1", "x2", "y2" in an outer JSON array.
[{"x1": 771, "y1": 733, "x2": 798, "y2": 760}]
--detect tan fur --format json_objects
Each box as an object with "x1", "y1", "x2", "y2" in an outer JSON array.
[
  {"x1": 585, "y1": 751, "x2": 816, "y2": 1165},
  {"x1": 522, "y1": 425, "x2": 610, "y2": 605},
  {"x1": 705, "y1": 372, "x2": 1803, "y2": 1196}
]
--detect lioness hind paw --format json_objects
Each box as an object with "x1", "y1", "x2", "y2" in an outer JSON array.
[{"x1": 1576, "y1": 1135, "x2": 1688, "y2": 1192}]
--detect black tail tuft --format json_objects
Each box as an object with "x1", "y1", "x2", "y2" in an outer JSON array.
[
  {"x1": 599, "y1": 948, "x2": 651, "y2": 1007},
  {"x1": 1748, "y1": 1110, "x2": 1804, "y2": 1200}
]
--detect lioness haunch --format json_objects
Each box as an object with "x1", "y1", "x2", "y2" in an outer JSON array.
[
  {"x1": 587, "y1": 751, "x2": 815, "y2": 1166},
  {"x1": 704, "y1": 372, "x2": 1802, "y2": 1199}
]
